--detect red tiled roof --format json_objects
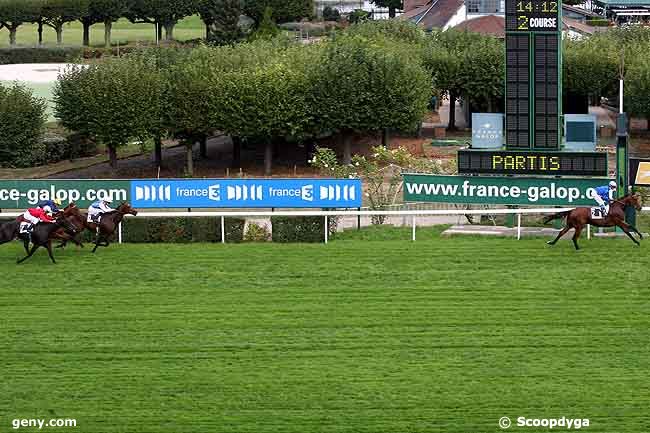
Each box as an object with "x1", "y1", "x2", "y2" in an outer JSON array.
[{"x1": 452, "y1": 14, "x2": 505, "y2": 37}]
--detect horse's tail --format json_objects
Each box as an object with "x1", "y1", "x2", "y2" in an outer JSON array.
[{"x1": 543, "y1": 211, "x2": 570, "y2": 225}]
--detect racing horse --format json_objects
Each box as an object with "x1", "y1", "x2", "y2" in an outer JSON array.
[
  {"x1": 16, "y1": 214, "x2": 79, "y2": 264},
  {"x1": 87, "y1": 202, "x2": 138, "y2": 253},
  {"x1": 0, "y1": 219, "x2": 20, "y2": 250},
  {"x1": 544, "y1": 193, "x2": 643, "y2": 250},
  {"x1": 52, "y1": 202, "x2": 89, "y2": 249}
]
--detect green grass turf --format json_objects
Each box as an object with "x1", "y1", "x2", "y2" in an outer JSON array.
[
  {"x1": 0, "y1": 16, "x2": 205, "y2": 48},
  {"x1": 1, "y1": 234, "x2": 649, "y2": 433}
]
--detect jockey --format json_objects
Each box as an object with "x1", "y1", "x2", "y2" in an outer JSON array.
[
  {"x1": 37, "y1": 198, "x2": 62, "y2": 214},
  {"x1": 594, "y1": 180, "x2": 617, "y2": 216},
  {"x1": 19, "y1": 206, "x2": 55, "y2": 234},
  {"x1": 88, "y1": 198, "x2": 114, "y2": 223}
]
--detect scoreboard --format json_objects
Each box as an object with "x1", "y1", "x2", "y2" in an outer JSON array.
[
  {"x1": 506, "y1": 1, "x2": 560, "y2": 32},
  {"x1": 505, "y1": 0, "x2": 561, "y2": 149},
  {"x1": 457, "y1": 150, "x2": 608, "y2": 176}
]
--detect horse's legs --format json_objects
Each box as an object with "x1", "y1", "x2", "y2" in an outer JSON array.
[
  {"x1": 614, "y1": 218, "x2": 641, "y2": 246},
  {"x1": 547, "y1": 226, "x2": 572, "y2": 245},
  {"x1": 17, "y1": 244, "x2": 39, "y2": 264},
  {"x1": 22, "y1": 237, "x2": 30, "y2": 254},
  {"x1": 92, "y1": 234, "x2": 102, "y2": 253},
  {"x1": 629, "y1": 224, "x2": 643, "y2": 240},
  {"x1": 45, "y1": 241, "x2": 56, "y2": 264},
  {"x1": 572, "y1": 226, "x2": 583, "y2": 250}
]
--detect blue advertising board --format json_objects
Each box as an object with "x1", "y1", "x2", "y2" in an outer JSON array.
[{"x1": 131, "y1": 179, "x2": 362, "y2": 208}]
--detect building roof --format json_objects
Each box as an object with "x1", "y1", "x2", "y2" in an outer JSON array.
[
  {"x1": 452, "y1": 14, "x2": 505, "y2": 37},
  {"x1": 562, "y1": 4, "x2": 602, "y2": 18},
  {"x1": 594, "y1": 0, "x2": 650, "y2": 5},
  {"x1": 401, "y1": 0, "x2": 464, "y2": 30},
  {"x1": 563, "y1": 17, "x2": 610, "y2": 34}
]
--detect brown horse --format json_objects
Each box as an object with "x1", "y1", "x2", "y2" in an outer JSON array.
[
  {"x1": 88, "y1": 202, "x2": 138, "y2": 253},
  {"x1": 16, "y1": 210, "x2": 80, "y2": 264},
  {"x1": 544, "y1": 193, "x2": 643, "y2": 250},
  {"x1": 52, "y1": 203, "x2": 87, "y2": 248}
]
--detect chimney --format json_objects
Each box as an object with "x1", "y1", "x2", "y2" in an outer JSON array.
[{"x1": 403, "y1": 0, "x2": 428, "y2": 13}]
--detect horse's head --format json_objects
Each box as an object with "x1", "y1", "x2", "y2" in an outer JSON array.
[
  {"x1": 630, "y1": 193, "x2": 643, "y2": 211},
  {"x1": 118, "y1": 202, "x2": 138, "y2": 216},
  {"x1": 63, "y1": 202, "x2": 83, "y2": 218}
]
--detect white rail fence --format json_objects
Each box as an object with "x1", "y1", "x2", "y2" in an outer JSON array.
[{"x1": 4, "y1": 207, "x2": 649, "y2": 244}]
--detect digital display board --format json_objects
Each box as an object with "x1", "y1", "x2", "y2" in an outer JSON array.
[
  {"x1": 458, "y1": 150, "x2": 608, "y2": 176},
  {"x1": 506, "y1": 1, "x2": 560, "y2": 32},
  {"x1": 505, "y1": 0, "x2": 561, "y2": 150},
  {"x1": 505, "y1": 34, "x2": 530, "y2": 149}
]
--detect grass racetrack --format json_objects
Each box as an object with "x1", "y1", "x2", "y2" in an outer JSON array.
[{"x1": 1, "y1": 232, "x2": 649, "y2": 432}]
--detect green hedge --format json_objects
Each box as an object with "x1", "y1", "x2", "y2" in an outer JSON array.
[
  {"x1": 121, "y1": 217, "x2": 245, "y2": 243},
  {"x1": 271, "y1": 216, "x2": 336, "y2": 243},
  {"x1": 0, "y1": 47, "x2": 83, "y2": 65}
]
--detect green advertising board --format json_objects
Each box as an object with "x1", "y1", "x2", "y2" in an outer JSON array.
[
  {"x1": 403, "y1": 174, "x2": 609, "y2": 206},
  {"x1": 0, "y1": 180, "x2": 130, "y2": 210}
]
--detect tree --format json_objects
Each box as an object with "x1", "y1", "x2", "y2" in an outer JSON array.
[
  {"x1": 215, "y1": 42, "x2": 316, "y2": 175},
  {"x1": 125, "y1": 0, "x2": 198, "y2": 41},
  {"x1": 458, "y1": 36, "x2": 504, "y2": 113},
  {"x1": 310, "y1": 35, "x2": 430, "y2": 163},
  {"x1": 53, "y1": 54, "x2": 164, "y2": 169},
  {"x1": 250, "y1": 6, "x2": 278, "y2": 41},
  {"x1": 423, "y1": 29, "x2": 485, "y2": 130},
  {"x1": 0, "y1": 0, "x2": 41, "y2": 46},
  {"x1": 371, "y1": 0, "x2": 401, "y2": 18},
  {"x1": 198, "y1": 0, "x2": 242, "y2": 45},
  {"x1": 625, "y1": 43, "x2": 650, "y2": 131},
  {"x1": 0, "y1": 82, "x2": 47, "y2": 168},
  {"x1": 41, "y1": 0, "x2": 89, "y2": 45},
  {"x1": 346, "y1": 19, "x2": 425, "y2": 44},
  {"x1": 563, "y1": 35, "x2": 618, "y2": 101},
  {"x1": 242, "y1": 0, "x2": 313, "y2": 25},
  {"x1": 79, "y1": 0, "x2": 128, "y2": 47}
]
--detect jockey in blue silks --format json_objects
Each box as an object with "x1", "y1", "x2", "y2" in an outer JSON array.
[{"x1": 593, "y1": 180, "x2": 617, "y2": 216}]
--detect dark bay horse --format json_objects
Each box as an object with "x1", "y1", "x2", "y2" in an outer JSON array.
[
  {"x1": 87, "y1": 203, "x2": 138, "y2": 253},
  {"x1": 544, "y1": 194, "x2": 643, "y2": 250},
  {"x1": 0, "y1": 219, "x2": 20, "y2": 249},
  {"x1": 16, "y1": 215, "x2": 79, "y2": 264},
  {"x1": 53, "y1": 203, "x2": 89, "y2": 249}
]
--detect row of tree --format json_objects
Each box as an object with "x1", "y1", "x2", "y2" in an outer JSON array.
[
  {"x1": 53, "y1": 24, "x2": 432, "y2": 174},
  {"x1": 0, "y1": 0, "x2": 314, "y2": 47}
]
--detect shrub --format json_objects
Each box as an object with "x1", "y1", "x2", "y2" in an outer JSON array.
[
  {"x1": 322, "y1": 6, "x2": 340, "y2": 22},
  {"x1": 271, "y1": 216, "x2": 336, "y2": 242},
  {"x1": 0, "y1": 82, "x2": 47, "y2": 168},
  {"x1": 121, "y1": 217, "x2": 245, "y2": 243},
  {"x1": 347, "y1": 9, "x2": 370, "y2": 24},
  {"x1": 243, "y1": 221, "x2": 271, "y2": 242}
]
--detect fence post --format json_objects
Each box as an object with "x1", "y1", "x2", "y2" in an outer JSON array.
[
  {"x1": 412, "y1": 215, "x2": 416, "y2": 241},
  {"x1": 221, "y1": 216, "x2": 225, "y2": 244},
  {"x1": 357, "y1": 207, "x2": 361, "y2": 231},
  {"x1": 118, "y1": 221, "x2": 122, "y2": 244},
  {"x1": 517, "y1": 213, "x2": 521, "y2": 240},
  {"x1": 587, "y1": 224, "x2": 591, "y2": 240},
  {"x1": 324, "y1": 215, "x2": 328, "y2": 244}
]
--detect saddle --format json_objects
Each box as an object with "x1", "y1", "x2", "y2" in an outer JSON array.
[{"x1": 590, "y1": 206, "x2": 609, "y2": 219}]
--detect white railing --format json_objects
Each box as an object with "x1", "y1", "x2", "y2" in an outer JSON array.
[{"x1": 4, "y1": 207, "x2": 649, "y2": 244}]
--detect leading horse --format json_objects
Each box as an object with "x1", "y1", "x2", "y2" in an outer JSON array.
[
  {"x1": 87, "y1": 203, "x2": 138, "y2": 253},
  {"x1": 544, "y1": 193, "x2": 643, "y2": 250}
]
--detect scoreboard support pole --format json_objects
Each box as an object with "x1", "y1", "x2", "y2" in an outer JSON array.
[{"x1": 617, "y1": 113, "x2": 635, "y2": 226}]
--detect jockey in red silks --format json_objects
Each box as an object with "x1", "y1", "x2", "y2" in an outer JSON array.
[{"x1": 18, "y1": 206, "x2": 55, "y2": 234}]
